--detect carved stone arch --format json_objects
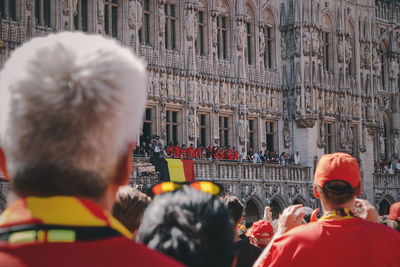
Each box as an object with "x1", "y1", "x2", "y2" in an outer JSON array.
[
  {"x1": 321, "y1": 10, "x2": 334, "y2": 30},
  {"x1": 270, "y1": 195, "x2": 286, "y2": 219},
  {"x1": 244, "y1": 195, "x2": 263, "y2": 227},
  {"x1": 245, "y1": 0, "x2": 257, "y2": 18},
  {"x1": 378, "y1": 194, "x2": 395, "y2": 216},
  {"x1": 262, "y1": 6, "x2": 277, "y2": 27},
  {"x1": 291, "y1": 195, "x2": 308, "y2": 206}
]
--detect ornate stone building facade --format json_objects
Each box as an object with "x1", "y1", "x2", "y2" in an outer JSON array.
[{"x1": 0, "y1": 0, "x2": 399, "y2": 220}]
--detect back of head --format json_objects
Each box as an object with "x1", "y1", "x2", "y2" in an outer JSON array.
[
  {"x1": 220, "y1": 194, "x2": 244, "y2": 225},
  {"x1": 137, "y1": 186, "x2": 234, "y2": 267},
  {"x1": 112, "y1": 186, "x2": 151, "y2": 233},
  {"x1": 314, "y1": 153, "x2": 361, "y2": 207},
  {"x1": 0, "y1": 32, "x2": 147, "y2": 199}
]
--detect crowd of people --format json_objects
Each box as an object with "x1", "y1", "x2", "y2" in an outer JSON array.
[
  {"x1": 0, "y1": 32, "x2": 399, "y2": 267},
  {"x1": 374, "y1": 159, "x2": 400, "y2": 173},
  {"x1": 135, "y1": 140, "x2": 302, "y2": 165}
]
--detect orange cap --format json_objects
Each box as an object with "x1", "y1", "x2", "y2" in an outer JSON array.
[
  {"x1": 246, "y1": 220, "x2": 274, "y2": 239},
  {"x1": 314, "y1": 153, "x2": 360, "y2": 188},
  {"x1": 388, "y1": 202, "x2": 400, "y2": 222}
]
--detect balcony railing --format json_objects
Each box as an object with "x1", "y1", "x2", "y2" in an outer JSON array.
[
  {"x1": 132, "y1": 157, "x2": 311, "y2": 185},
  {"x1": 373, "y1": 173, "x2": 400, "y2": 189}
]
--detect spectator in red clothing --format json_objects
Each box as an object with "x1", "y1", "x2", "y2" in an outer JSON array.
[
  {"x1": 186, "y1": 144, "x2": 195, "y2": 159},
  {"x1": 232, "y1": 147, "x2": 239, "y2": 161},
  {"x1": 172, "y1": 142, "x2": 180, "y2": 158},
  {"x1": 255, "y1": 152, "x2": 400, "y2": 267},
  {"x1": 0, "y1": 32, "x2": 182, "y2": 267},
  {"x1": 180, "y1": 144, "x2": 187, "y2": 158},
  {"x1": 195, "y1": 145, "x2": 203, "y2": 159},
  {"x1": 225, "y1": 145, "x2": 232, "y2": 160},
  {"x1": 214, "y1": 147, "x2": 223, "y2": 160}
]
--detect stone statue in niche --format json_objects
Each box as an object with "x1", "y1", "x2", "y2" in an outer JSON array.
[
  {"x1": 259, "y1": 27, "x2": 265, "y2": 59},
  {"x1": 152, "y1": 73, "x2": 159, "y2": 96},
  {"x1": 186, "y1": 8, "x2": 197, "y2": 41},
  {"x1": 188, "y1": 79, "x2": 196, "y2": 101},
  {"x1": 346, "y1": 122, "x2": 353, "y2": 147},
  {"x1": 159, "y1": 4, "x2": 166, "y2": 37},
  {"x1": 295, "y1": 89, "x2": 301, "y2": 114},
  {"x1": 339, "y1": 122, "x2": 346, "y2": 148},
  {"x1": 338, "y1": 40, "x2": 345, "y2": 63},
  {"x1": 379, "y1": 131, "x2": 385, "y2": 155},
  {"x1": 167, "y1": 75, "x2": 174, "y2": 97},
  {"x1": 364, "y1": 44, "x2": 371, "y2": 68},
  {"x1": 303, "y1": 30, "x2": 311, "y2": 56},
  {"x1": 188, "y1": 109, "x2": 196, "y2": 138},
  {"x1": 159, "y1": 73, "x2": 166, "y2": 96},
  {"x1": 311, "y1": 29, "x2": 319, "y2": 56},
  {"x1": 294, "y1": 30, "x2": 301, "y2": 56},
  {"x1": 174, "y1": 76, "x2": 180, "y2": 99},
  {"x1": 238, "y1": 114, "x2": 246, "y2": 143},
  {"x1": 393, "y1": 132, "x2": 400, "y2": 155},
  {"x1": 220, "y1": 83, "x2": 227, "y2": 105},
  {"x1": 389, "y1": 60, "x2": 399, "y2": 90},
  {"x1": 283, "y1": 121, "x2": 291, "y2": 148},
  {"x1": 26, "y1": 0, "x2": 33, "y2": 10},
  {"x1": 345, "y1": 40, "x2": 352, "y2": 64},
  {"x1": 128, "y1": 0, "x2": 143, "y2": 30},
  {"x1": 305, "y1": 88, "x2": 311, "y2": 111},
  {"x1": 237, "y1": 21, "x2": 247, "y2": 51},
  {"x1": 281, "y1": 32, "x2": 287, "y2": 59},
  {"x1": 97, "y1": 0, "x2": 105, "y2": 25},
  {"x1": 160, "y1": 108, "x2": 167, "y2": 137},
  {"x1": 148, "y1": 72, "x2": 154, "y2": 95},
  {"x1": 318, "y1": 91, "x2": 324, "y2": 111},
  {"x1": 214, "y1": 82, "x2": 220, "y2": 104}
]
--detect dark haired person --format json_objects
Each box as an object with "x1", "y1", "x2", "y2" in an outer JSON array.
[
  {"x1": 0, "y1": 32, "x2": 182, "y2": 267},
  {"x1": 112, "y1": 186, "x2": 151, "y2": 235},
  {"x1": 137, "y1": 186, "x2": 234, "y2": 267},
  {"x1": 256, "y1": 153, "x2": 400, "y2": 267},
  {"x1": 220, "y1": 194, "x2": 261, "y2": 267}
]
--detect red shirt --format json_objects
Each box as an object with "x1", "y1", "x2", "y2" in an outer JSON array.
[
  {"x1": 186, "y1": 147, "x2": 195, "y2": 159},
  {"x1": 257, "y1": 218, "x2": 400, "y2": 267},
  {"x1": 232, "y1": 150, "x2": 239, "y2": 161},
  {"x1": 195, "y1": 147, "x2": 202, "y2": 159},
  {"x1": 173, "y1": 146, "x2": 180, "y2": 158},
  {"x1": 180, "y1": 148, "x2": 187, "y2": 158}
]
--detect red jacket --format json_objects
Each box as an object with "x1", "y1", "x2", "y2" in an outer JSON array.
[
  {"x1": 232, "y1": 150, "x2": 239, "y2": 161},
  {"x1": 173, "y1": 146, "x2": 180, "y2": 158},
  {"x1": 195, "y1": 147, "x2": 202, "y2": 159}
]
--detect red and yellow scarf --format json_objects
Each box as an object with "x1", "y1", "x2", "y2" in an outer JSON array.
[{"x1": 0, "y1": 196, "x2": 132, "y2": 244}]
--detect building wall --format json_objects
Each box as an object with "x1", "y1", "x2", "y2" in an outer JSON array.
[{"x1": 0, "y1": 0, "x2": 399, "y2": 213}]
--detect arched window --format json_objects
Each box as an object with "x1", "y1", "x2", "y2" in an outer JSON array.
[
  {"x1": 245, "y1": 4, "x2": 255, "y2": 65},
  {"x1": 245, "y1": 199, "x2": 261, "y2": 228},
  {"x1": 321, "y1": 14, "x2": 333, "y2": 71},
  {"x1": 104, "y1": 0, "x2": 119, "y2": 38},
  {"x1": 35, "y1": 0, "x2": 51, "y2": 27},
  {"x1": 196, "y1": 0, "x2": 208, "y2": 56},
  {"x1": 263, "y1": 9, "x2": 275, "y2": 69},
  {"x1": 74, "y1": 0, "x2": 88, "y2": 32},
  {"x1": 379, "y1": 42, "x2": 388, "y2": 91},
  {"x1": 216, "y1": 0, "x2": 230, "y2": 60},
  {"x1": 139, "y1": 0, "x2": 153, "y2": 45},
  {"x1": 165, "y1": 1, "x2": 178, "y2": 50},
  {"x1": 0, "y1": 0, "x2": 16, "y2": 20}
]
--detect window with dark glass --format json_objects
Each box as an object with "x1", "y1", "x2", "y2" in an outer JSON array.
[
  {"x1": 105, "y1": 0, "x2": 119, "y2": 38},
  {"x1": 246, "y1": 22, "x2": 254, "y2": 65},
  {"x1": 167, "y1": 110, "x2": 179, "y2": 144},
  {"x1": 324, "y1": 123, "x2": 334, "y2": 154},
  {"x1": 265, "y1": 121, "x2": 276, "y2": 152},
  {"x1": 196, "y1": 10, "x2": 206, "y2": 55},
  {"x1": 219, "y1": 116, "x2": 230, "y2": 146},
  {"x1": 74, "y1": 0, "x2": 88, "y2": 32},
  {"x1": 264, "y1": 26, "x2": 273, "y2": 69},
  {"x1": 217, "y1": 15, "x2": 228, "y2": 60},
  {"x1": 139, "y1": 0, "x2": 151, "y2": 45},
  {"x1": 165, "y1": 3, "x2": 177, "y2": 50},
  {"x1": 248, "y1": 119, "x2": 257, "y2": 150},
  {"x1": 322, "y1": 32, "x2": 330, "y2": 71},
  {"x1": 199, "y1": 114, "x2": 208, "y2": 146},
  {"x1": 0, "y1": 0, "x2": 16, "y2": 20},
  {"x1": 35, "y1": 0, "x2": 51, "y2": 27}
]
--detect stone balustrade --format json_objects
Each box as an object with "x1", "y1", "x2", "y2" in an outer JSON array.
[
  {"x1": 132, "y1": 157, "x2": 311, "y2": 185},
  {"x1": 373, "y1": 173, "x2": 400, "y2": 189}
]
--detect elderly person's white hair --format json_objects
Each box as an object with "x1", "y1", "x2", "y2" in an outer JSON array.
[{"x1": 0, "y1": 32, "x2": 147, "y2": 198}]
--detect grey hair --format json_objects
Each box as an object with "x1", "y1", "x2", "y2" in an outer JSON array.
[{"x1": 0, "y1": 32, "x2": 147, "y2": 198}]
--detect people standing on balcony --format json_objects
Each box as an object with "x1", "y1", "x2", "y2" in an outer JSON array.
[
  {"x1": 180, "y1": 144, "x2": 187, "y2": 158},
  {"x1": 173, "y1": 142, "x2": 181, "y2": 158},
  {"x1": 232, "y1": 147, "x2": 239, "y2": 161},
  {"x1": 279, "y1": 152, "x2": 286, "y2": 165},
  {"x1": 195, "y1": 145, "x2": 203, "y2": 159},
  {"x1": 153, "y1": 143, "x2": 162, "y2": 157},
  {"x1": 240, "y1": 148, "x2": 248, "y2": 162},
  {"x1": 253, "y1": 151, "x2": 261, "y2": 164},
  {"x1": 186, "y1": 144, "x2": 195, "y2": 159},
  {"x1": 294, "y1": 151, "x2": 300, "y2": 165}
]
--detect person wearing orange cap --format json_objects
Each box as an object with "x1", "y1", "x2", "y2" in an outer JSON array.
[
  {"x1": 383, "y1": 202, "x2": 400, "y2": 232},
  {"x1": 255, "y1": 152, "x2": 400, "y2": 267},
  {"x1": 246, "y1": 220, "x2": 274, "y2": 248}
]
